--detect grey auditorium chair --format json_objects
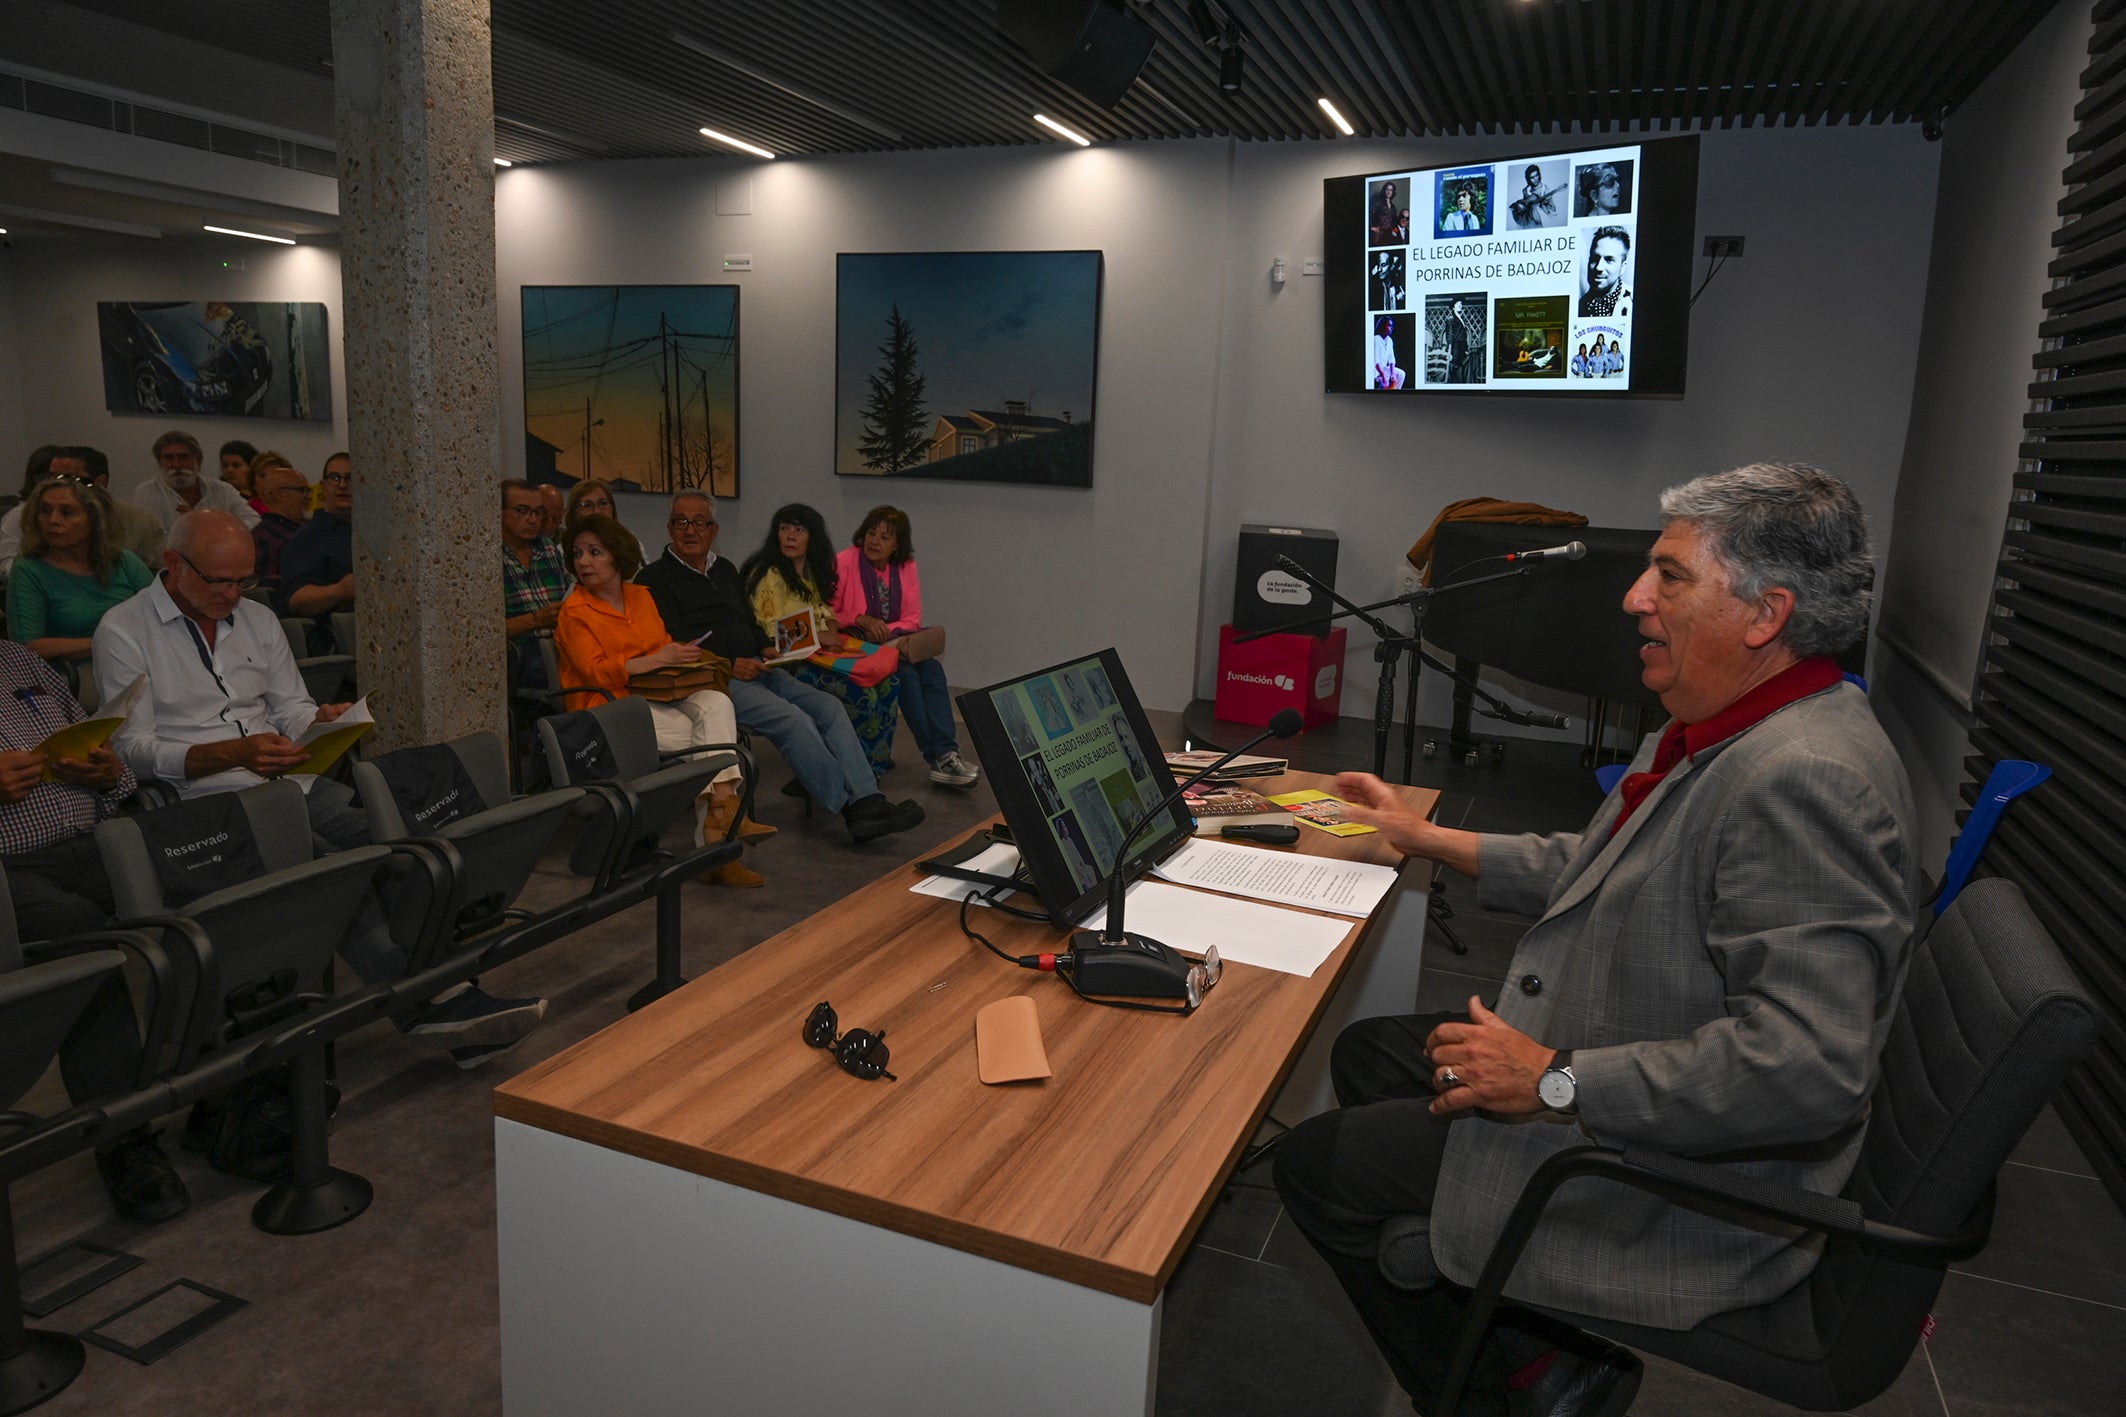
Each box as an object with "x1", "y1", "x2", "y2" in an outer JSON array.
[
  {"x1": 536, "y1": 696, "x2": 748, "y2": 1009},
  {"x1": 1406, "y1": 877, "x2": 2099, "y2": 1413},
  {"x1": 98, "y1": 780, "x2": 404, "y2": 1235},
  {"x1": 0, "y1": 950, "x2": 133, "y2": 1414},
  {"x1": 278, "y1": 615, "x2": 354, "y2": 704},
  {"x1": 351, "y1": 732, "x2": 587, "y2": 978}
]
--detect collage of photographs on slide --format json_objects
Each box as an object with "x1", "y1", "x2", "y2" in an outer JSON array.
[
  {"x1": 992, "y1": 659, "x2": 1164, "y2": 894},
  {"x1": 1365, "y1": 144, "x2": 1641, "y2": 392}
]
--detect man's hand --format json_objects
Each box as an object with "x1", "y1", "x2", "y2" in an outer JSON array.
[
  {"x1": 731, "y1": 657, "x2": 764, "y2": 681},
  {"x1": 51, "y1": 745, "x2": 123, "y2": 792},
  {"x1": 1424, "y1": 996, "x2": 1555, "y2": 1117},
  {"x1": 234, "y1": 734, "x2": 310, "y2": 777},
  {"x1": 0, "y1": 750, "x2": 46, "y2": 803},
  {"x1": 536, "y1": 603, "x2": 561, "y2": 630},
  {"x1": 313, "y1": 703, "x2": 352, "y2": 725},
  {"x1": 1332, "y1": 771, "x2": 1482, "y2": 875}
]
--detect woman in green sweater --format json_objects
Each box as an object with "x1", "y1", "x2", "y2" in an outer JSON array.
[{"x1": 7, "y1": 478, "x2": 153, "y2": 665}]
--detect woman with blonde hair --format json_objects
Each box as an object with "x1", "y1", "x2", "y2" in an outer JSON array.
[
  {"x1": 7, "y1": 476, "x2": 152, "y2": 665},
  {"x1": 554, "y1": 514, "x2": 765, "y2": 887}
]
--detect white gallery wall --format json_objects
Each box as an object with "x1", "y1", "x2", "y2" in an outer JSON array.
[
  {"x1": 495, "y1": 123, "x2": 1943, "y2": 729},
  {"x1": 0, "y1": 234, "x2": 348, "y2": 494},
  {"x1": 1872, "y1": 0, "x2": 2092, "y2": 869}
]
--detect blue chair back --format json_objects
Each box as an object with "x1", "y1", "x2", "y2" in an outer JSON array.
[{"x1": 1935, "y1": 759, "x2": 2049, "y2": 915}]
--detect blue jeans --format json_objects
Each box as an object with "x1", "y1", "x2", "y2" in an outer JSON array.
[
  {"x1": 728, "y1": 669, "x2": 878, "y2": 814},
  {"x1": 895, "y1": 657, "x2": 959, "y2": 763}
]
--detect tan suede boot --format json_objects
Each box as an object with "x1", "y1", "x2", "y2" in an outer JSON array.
[
  {"x1": 735, "y1": 814, "x2": 778, "y2": 841},
  {"x1": 697, "y1": 792, "x2": 767, "y2": 887}
]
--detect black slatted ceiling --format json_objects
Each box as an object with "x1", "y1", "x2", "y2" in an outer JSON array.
[
  {"x1": 1974, "y1": 0, "x2": 2126, "y2": 1214},
  {"x1": 35, "y1": 0, "x2": 2064, "y2": 163}
]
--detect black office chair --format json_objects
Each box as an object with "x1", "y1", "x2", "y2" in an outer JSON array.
[
  {"x1": 535, "y1": 697, "x2": 746, "y2": 1009},
  {"x1": 1410, "y1": 877, "x2": 2099, "y2": 1413},
  {"x1": 98, "y1": 781, "x2": 401, "y2": 1234},
  {"x1": 0, "y1": 951, "x2": 132, "y2": 1415}
]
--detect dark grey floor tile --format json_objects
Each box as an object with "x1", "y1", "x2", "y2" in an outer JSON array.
[
  {"x1": 1922, "y1": 1269, "x2": 2126, "y2": 1416},
  {"x1": 1954, "y1": 1163, "x2": 2126, "y2": 1307},
  {"x1": 2008, "y1": 1103, "x2": 2099, "y2": 1180},
  {"x1": 1422, "y1": 898, "x2": 1527, "y2": 982},
  {"x1": 1157, "y1": 1241, "x2": 1401, "y2": 1417},
  {"x1": 1195, "y1": 1177, "x2": 1284, "y2": 1260}
]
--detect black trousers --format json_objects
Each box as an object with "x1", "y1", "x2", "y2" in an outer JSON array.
[
  {"x1": 2, "y1": 833, "x2": 145, "y2": 1111},
  {"x1": 1273, "y1": 1011, "x2": 1552, "y2": 1416}
]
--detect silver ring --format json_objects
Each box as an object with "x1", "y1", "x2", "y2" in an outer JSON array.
[{"x1": 1438, "y1": 1067, "x2": 1462, "y2": 1091}]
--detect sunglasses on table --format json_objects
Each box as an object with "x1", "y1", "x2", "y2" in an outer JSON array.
[{"x1": 803, "y1": 1001, "x2": 896, "y2": 1081}]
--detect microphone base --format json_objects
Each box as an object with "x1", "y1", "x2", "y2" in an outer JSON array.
[{"x1": 1064, "y1": 930, "x2": 1196, "y2": 1000}]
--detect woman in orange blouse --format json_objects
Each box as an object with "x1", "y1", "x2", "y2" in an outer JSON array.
[{"x1": 554, "y1": 515, "x2": 765, "y2": 887}]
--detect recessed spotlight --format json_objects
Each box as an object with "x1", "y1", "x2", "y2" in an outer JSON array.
[
  {"x1": 698, "y1": 126, "x2": 775, "y2": 160},
  {"x1": 494, "y1": 157, "x2": 513, "y2": 168},
  {"x1": 203, "y1": 224, "x2": 295, "y2": 245},
  {"x1": 1032, "y1": 113, "x2": 1091, "y2": 147},
  {"x1": 1219, "y1": 46, "x2": 1244, "y2": 94},
  {"x1": 1317, "y1": 98, "x2": 1355, "y2": 136}
]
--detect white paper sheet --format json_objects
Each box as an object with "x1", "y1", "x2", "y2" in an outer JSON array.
[
  {"x1": 1150, "y1": 837, "x2": 1399, "y2": 919},
  {"x1": 1078, "y1": 881, "x2": 1349, "y2": 978}
]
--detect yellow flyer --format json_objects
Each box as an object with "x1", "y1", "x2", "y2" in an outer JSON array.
[{"x1": 1267, "y1": 789, "x2": 1377, "y2": 836}]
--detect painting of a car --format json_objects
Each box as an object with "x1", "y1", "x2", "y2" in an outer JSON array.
[{"x1": 97, "y1": 300, "x2": 331, "y2": 421}]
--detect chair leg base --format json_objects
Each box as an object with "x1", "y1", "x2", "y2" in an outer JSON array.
[
  {"x1": 627, "y1": 975, "x2": 688, "y2": 1013},
  {"x1": 0, "y1": 1330, "x2": 86, "y2": 1415},
  {"x1": 251, "y1": 1168, "x2": 373, "y2": 1235}
]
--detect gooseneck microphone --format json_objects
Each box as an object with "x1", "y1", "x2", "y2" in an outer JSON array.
[
  {"x1": 1501, "y1": 541, "x2": 1587, "y2": 564},
  {"x1": 1051, "y1": 709, "x2": 1306, "y2": 1001}
]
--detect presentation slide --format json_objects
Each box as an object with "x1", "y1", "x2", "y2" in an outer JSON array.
[
  {"x1": 988, "y1": 657, "x2": 1163, "y2": 893},
  {"x1": 1364, "y1": 143, "x2": 1642, "y2": 393}
]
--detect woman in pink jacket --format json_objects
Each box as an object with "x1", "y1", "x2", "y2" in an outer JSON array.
[{"x1": 833, "y1": 506, "x2": 978, "y2": 788}]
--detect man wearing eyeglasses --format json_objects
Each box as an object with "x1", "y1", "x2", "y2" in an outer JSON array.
[
  {"x1": 278, "y1": 452, "x2": 355, "y2": 655},
  {"x1": 128, "y1": 429, "x2": 259, "y2": 535},
  {"x1": 501, "y1": 479, "x2": 567, "y2": 641},
  {"x1": 91, "y1": 511, "x2": 547, "y2": 1062},
  {"x1": 637, "y1": 492, "x2": 909, "y2": 834}
]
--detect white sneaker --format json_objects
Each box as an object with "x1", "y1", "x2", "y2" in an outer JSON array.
[{"x1": 928, "y1": 750, "x2": 980, "y2": 787}]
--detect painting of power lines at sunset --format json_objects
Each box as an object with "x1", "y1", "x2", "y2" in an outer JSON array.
[{"x1": 522, "y1": 285, "x2": 740, "y2": 498}]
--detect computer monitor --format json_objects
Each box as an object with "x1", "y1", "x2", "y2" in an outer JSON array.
[{"x1": 957, "y1": 648, "x2": 1190, "y2": 931}]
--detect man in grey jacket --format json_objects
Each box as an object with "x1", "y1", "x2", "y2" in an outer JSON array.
[{"x1": 1276, "y1": 463, "x2": 1918, "y2": 1416}]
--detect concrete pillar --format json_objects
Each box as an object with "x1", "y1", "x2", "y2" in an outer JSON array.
[{"x1": 328, "y1": 0, "x2": 503, "y2": 751}]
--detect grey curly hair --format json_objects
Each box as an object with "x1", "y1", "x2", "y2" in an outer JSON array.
[{"x1": 1657, "y1": 462, "x2": 1874, "y2": 658}]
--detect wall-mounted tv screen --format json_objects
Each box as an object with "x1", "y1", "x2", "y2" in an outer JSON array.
[{"x1": 1323, "y1": 135, "x2": 1700, "y2": 399}]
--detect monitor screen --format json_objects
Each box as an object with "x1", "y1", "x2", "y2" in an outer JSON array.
[
  {"x1": 957, "y1": 649, "x2": 1190, "y2": 931},
  {"x1": 1323, "y1": 135, "x2": 1700, "y2": 399}
]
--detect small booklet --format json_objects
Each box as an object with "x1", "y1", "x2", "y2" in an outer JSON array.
[
  {"x1": 1165, "y1": 749, "x2": 1288, "y2": 781},
  {"x1": 765, "y1": 606, "x2": 823, "y2": 664},
  {"x1": 1183, "y1": 783, "x2": 1293, "y2": 835},
  {"x1": 35, "y1": 674, "x2": 150, "y2": 781},
  {"x1": 1267, "y1": 788, "x2": 1378, "y2": 837},
  {"x1": 291, "y1": 695, "x2": 375, "y2": 776}
]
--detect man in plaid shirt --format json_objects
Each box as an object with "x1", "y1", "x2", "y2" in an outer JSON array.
[
  {"x1": 502, "y1": 480, "x2": 570, "y2": 687},
  {"x1": 0, "y1": 639, "x2": 190, "y2": 1222}
]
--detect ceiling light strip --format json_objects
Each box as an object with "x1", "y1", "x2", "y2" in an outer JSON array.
[
  {"x1": 1317, "y1": 98, "x2": 1356, "y2": 135},
  {"x1": 203, "y1": 224, "x2": 295, "y2": 245},
  {"x1": 698, "y1": 126, "x2": 776, "y2": 160},
  {"x1": 1032, "y1": 113, "x2": 1091, "y2": 147}
]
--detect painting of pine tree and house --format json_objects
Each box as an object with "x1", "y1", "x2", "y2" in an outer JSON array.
[{"x1": 834, "y1": 252, "x2": 1101, "y2": 487}]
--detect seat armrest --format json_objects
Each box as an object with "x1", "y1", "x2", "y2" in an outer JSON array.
[
  {"x1": 107, "y1": 913, "x2": 220, "y2": 1073},
  {"x1": 23, "y1": 928, "x2": 185, "y2": 1092}
]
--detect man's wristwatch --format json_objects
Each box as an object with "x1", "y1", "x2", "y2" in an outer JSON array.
[{"x1": 1538, "y1": 1050, "x2": 1579, "y2": 1116}]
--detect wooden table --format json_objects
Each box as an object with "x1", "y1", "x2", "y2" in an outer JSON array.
[{"x1": 493, "y1": 770, "x2": 1438, "y2": 1417}]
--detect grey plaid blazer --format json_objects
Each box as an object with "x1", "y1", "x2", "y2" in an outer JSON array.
[{"x1": 1427, "y1": 680, "x2": 1918, "y2": 1329}]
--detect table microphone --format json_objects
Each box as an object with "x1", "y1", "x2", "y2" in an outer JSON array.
[
  {"x1": 1501, "y1": 541, "x2": 1587, "y2": 564},
  {"x1": 1055, "y1": 709, "x2": 1305, "y2": 1001}
]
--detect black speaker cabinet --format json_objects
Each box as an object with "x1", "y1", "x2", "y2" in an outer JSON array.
[
  {"x1": 1235, "y1": 524, "x2": 1339, "y2": 638},
  {"x1": 997, "y1": 0, "x2": 1155, "y2": 108}
]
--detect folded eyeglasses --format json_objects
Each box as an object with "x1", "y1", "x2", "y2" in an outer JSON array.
[{"x1": 803, "y1": 1001, "x2": 897, "y2": 1081}]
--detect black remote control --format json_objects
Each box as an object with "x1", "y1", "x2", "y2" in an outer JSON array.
[{"x1": 1221, "y1": 823, "x2": 1301, "y2": 845}]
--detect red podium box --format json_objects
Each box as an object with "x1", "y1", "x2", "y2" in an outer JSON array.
[{"x1": 1214, "y1": 624, "x2": 1345, "y2": 729}]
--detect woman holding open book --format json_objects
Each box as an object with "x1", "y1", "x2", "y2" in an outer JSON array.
[
  {"x1": 740, "y1": 503, "x2": 900, "y2": 776},
  {"x1": 832, "y1": 505, "x2": 978, "y2": 790},
  {"x1": 554, "y1": 514, "x2": 764, "y2": 887}
]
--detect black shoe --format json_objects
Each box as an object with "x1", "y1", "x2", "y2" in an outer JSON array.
[
  {"x1": 845, "y1": 794, "x2": 924, "y2": 842},
  {"x1": 95, "y1": 1132, "x2": 191, "y2": 1224},
  {"x1": 449, "y1": 1032, "x2": 537, "y2": 1071},
  {"x1": 781, "y1": 778, "x2": 810, "y2": 798},
  {"x1": 1508, "y1": 1340, "x2": 1642, "y2": 1417},
  {"x1": 402, "y1": 984, "x2": 548, "y2": 1050}
]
